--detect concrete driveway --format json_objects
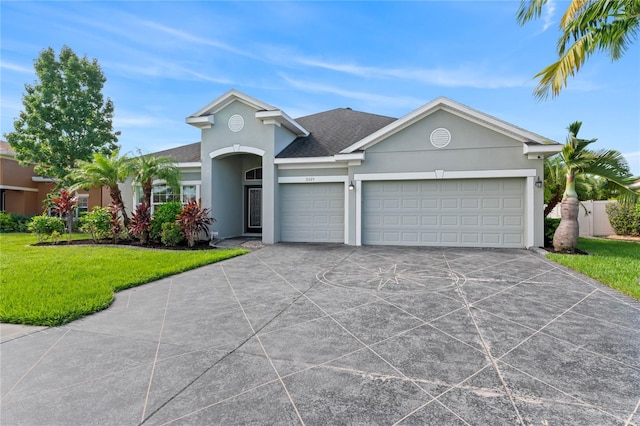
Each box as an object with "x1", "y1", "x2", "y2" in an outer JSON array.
[{"x1": 2, "y1": 244, "x2": 639, "y2": 425}]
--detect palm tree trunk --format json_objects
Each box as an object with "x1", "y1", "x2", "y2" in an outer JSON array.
[
  {"x1": 109, "y1": 186, "x2": 130, "y2": 227},
  {"x1": 553, "y1": 197, "x2": 580, "y2": 252},
  {"x1": 553, "y1": 171, "x2": 581, "y2": 252}
]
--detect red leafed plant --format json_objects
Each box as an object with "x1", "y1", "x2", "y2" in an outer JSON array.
[
  {"x1": 50, "y1": 189, "x2": 78, "y2": 242},
  {"x1": 176, "y1": 200, "x2": 214, "y2": 247},
  {"x1": 128, "y1": 202, "x2": 152, "y2": 244},
  {"x1": 109, "y1": 201, "x2": 123, "y2": 243}
]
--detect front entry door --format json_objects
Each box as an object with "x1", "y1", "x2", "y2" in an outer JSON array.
[{"x1": 245, "y1": 186, "x2": 262, "y2": 233}]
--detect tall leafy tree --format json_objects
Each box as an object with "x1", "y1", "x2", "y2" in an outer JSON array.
[
  {"x1": 131, "y1": 153, "x2": 181, "y2": 207},
  {"x1": 552, "y1": 121, "x2": 637, "y2": 252},
  {"x1": 4, "y1": 46, "x2": 120, "y2": 185},
  {"x1": 517, "y1": 0, "x2": 639, "y2": 99},
  {"x1": 69, "y1": 150, "x2": 133, "y2": 226}
]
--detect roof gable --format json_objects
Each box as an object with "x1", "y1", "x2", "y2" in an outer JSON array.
[
  {"x1": 341, "y1": 97, "x2": 559, "y2": 154},
  {"x1": 186, "y1": 89, "x2": 308, "y2": 136},
  {"x1": 188, "y1": 89, "x2": 276, "y2": 118}
]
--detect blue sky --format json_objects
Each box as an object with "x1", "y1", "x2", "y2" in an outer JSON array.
[{"x1": 2, "y1": 1, "x2": 638, "y2": 175}]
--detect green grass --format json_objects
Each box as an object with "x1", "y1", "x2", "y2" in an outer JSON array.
[
  {"x1": 0, "y1": 233, "x2": 248, "y2": 326},
  {"x1": 547, "y1": 238, "x2": 640, "y2": 300}
]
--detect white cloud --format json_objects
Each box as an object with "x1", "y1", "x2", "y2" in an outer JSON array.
[
  {"x1": 0, "y1": 61, "x2": 33, "y2": 74},
  {"x1": 113, "y1": 114, "x2": 162, "y2": 128},
  {"x1": 279, "y1": 74, "x2": 423, "y2": 109},
  {"x1": 295, "y1": 58, "x2": 529, "y2": 89},
  {"x1": 140, "y1": 21, "x2": 257, "y2": 59},
  {"x1": 543, "y1": 0, "x2": 557, "y2": 31},
  {"x1": 103, "y1": 60, "x2": 233, "y2": 84}
]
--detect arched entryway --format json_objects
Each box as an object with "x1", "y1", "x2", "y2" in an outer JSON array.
[{"x1": 209, "y1": 145, "x2": 265, "y2": 239}]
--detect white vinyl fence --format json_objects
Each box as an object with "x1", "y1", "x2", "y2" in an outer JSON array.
[{"x1": 547, "y1": 200, "x2": 616, "y2": 237}]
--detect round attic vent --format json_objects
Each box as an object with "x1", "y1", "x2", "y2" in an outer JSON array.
[
  {"x1": 228, "y1": 114, "x2": 244, "y2": 132},
  {"x1": 430, "y1": 128, "x2": 451, "y2": 148}
]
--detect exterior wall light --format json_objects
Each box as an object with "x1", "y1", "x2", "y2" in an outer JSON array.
[
  {"x1": 535, "y1": 177, "x2": 543, "y2": 188},
  {"x1": 348, "y1": 181, "x2": 355, "y2": 191}
]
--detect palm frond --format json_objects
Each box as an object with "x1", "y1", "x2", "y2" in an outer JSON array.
[
  {"x1": 516, "y1": 0, "x2": 549, "y2": 24},
  {"x1": 533, "y1": 32, "x2": 594, "y2": 99},
  {"x1": 560, "y1": 0, "x2": 592, "y2": 27},
  {"x1": 529, "y1": 0, "x2": 639, "y2": 98}
]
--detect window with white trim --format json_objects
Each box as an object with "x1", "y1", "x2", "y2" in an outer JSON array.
[
  {"x1": 245, "y1": 167, "x2": 262, "y2": 181},
  {"x1": 75, "y1": 195, "x2": 89, "y2": 218},
  {"x1": 134, "y1": 182, "x2": 201, "y2": 212}
]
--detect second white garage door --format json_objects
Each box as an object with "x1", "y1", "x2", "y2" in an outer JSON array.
[
  {"x1": 362, "y1": 178, "x2": 525, "y2": 247},
  {"x1": 280, "y1": 182, "x2": 345, "y2": 243}
]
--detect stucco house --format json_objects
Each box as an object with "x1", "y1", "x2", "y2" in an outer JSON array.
[{"x1": 124, "y1": 89, "x2": 562, "y2": 248}]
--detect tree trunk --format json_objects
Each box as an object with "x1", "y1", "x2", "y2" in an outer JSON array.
[
  {"x1": 143, "y1": 181, "x2": 153, "y2": 207},
  {"x1": 553, "y1": 197, "x2": 580, "y2": 252},
  {"x1": 109, "y1": 186, "x2": 130, "y2": 227},
  {"x1": 544, "y1": 193, "x2": 562, "y2": 217}
]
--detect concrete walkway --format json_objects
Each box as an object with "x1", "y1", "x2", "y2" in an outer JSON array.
[{"x1": 2, "y1": 244, "x2": 639, "y2": 425}]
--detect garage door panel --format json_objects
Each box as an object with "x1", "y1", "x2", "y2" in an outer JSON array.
[
  {"x1": 422, "y1": 199, "x2": 438, "y2": 209},
  {"x1": 504, "y1": 198, "x2": 522, "y2": 209},
  {"x1": 280, "y1": 183, "x2": 344, "y2": 243},
  {"x1": 461, "y1": 233, "x2": 479, "y2": 243},
  {"x1": 462, "y1": 216, "x2": 479, "y2": 226},
  {"x1": 422, "y1": 216, "x2": 437, "y2": 225},
  {"x1": 504, "y1": 233, "x2": 523, "y2": 244},
  {"x1": 362, "y1": 178, "x2": 525, "y2": 248}
]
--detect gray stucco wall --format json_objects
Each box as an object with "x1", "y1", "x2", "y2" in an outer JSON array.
[
  {"x1": 278, "y1": 168, "x2": 348, "y2": 178},
  {"x1": 198, "y1": 100, "x2": 298, "y2": 243},
  {"x1": 349, "y1": 109, "x2": 545, "y2": 247},
  {"x1": 357, "y1": 110, "x2": 530, "y2": 174}
]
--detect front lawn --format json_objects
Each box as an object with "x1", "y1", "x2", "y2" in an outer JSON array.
[
  {"x1": 0, "y1": 233, "x2": 248, "y2": 326},
  {"x1": 547, "y1": 238, "x2": 640, "y2": 300}
]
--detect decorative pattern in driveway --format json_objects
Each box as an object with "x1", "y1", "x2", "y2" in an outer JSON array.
[{"x1": 1, "y1": 244, "x2": 639, "y2": 425}]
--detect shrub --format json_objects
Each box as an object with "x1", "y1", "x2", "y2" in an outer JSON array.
[
  {"x1": 0, "y1": 212, "x2": 33, "y2": 233},
  {"x1": 0, "y1": 212, "x2": 16, "y2": 232},
  {"x1": 606, "y1": 202, "x2": 640, "y2": 236},
  {"x1": 27, "y1": 215, "x2": 65, "y2": 242},
  {"x1": 10, "y1": 213, "x2": 33, "y2": 232},
  {"x1": 50, "y1": 189, "x2": 78, "y2": 242},
  {"x1": 150, "y1": 201, "x2": 183, "y2": 240},
  {"x1": 176, "y1": 200, "x2": 215, "y2": 247},
  {"x1": 129, "y1": 202, "x2": 152, "y2": 244},
  {"x1": 544, "y1": 218, "x2": 561, "y2": 247},
  {"x1": 161, "y1": 222, "x2": 184, "y2": 247},
  {"x1": 80, "y1": 207, "x2": 112, "y2": 243},
  {"x1": 50, "y1": 230, "x2": 62, "y2": 245}
]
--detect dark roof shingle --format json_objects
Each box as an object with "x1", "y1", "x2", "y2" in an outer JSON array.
[
  {"x1": 151, "y1": 142, "x2": 201, "y2": 162},
  {"x1": 277, "y1": 108, "x2": 396, "y2": 158}
]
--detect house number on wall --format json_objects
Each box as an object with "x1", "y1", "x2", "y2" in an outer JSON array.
[{"x1": 305, "y1": 177, "x2": 315, "y2": 182}]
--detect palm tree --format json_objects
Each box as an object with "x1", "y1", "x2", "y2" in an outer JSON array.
[
  {"x1": 544, "y1": 157, "x2": 616, "y2": 217},
  {"x1": 69, "y1": 150, "x2": 133, "y2": 226},
  {"x1": 130, "y1": 153, "x2": 181, "y2": 207},
  {"x1": 552, "y1": 121, "x2": 637, "y2": 252},
  {"x1": 517, "y1": 0, "x2": 640, "y2": 99}
]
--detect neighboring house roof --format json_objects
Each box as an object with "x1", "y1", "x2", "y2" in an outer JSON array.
[
  {"x1": 150, "y1": 141, "x2": 201, "y2": 163},
  {"x1": 0, "y1": 140, "x2": 16, "y2": 157},
  {"x1": 277, "y1": 108, "x2": 396, "y2": 158}
]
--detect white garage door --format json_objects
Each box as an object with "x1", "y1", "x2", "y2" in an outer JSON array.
[
  {"x1": 280, "y1": 183, "x2": 345, "y2": 243},
  {"x1": 362, "y1": 178, "x2": 525, "y2": 247}
]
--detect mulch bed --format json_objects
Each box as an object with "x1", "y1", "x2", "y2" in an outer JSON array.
[{"x1": 33, "y1": 239, "x2": 217, "y2": 250}]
